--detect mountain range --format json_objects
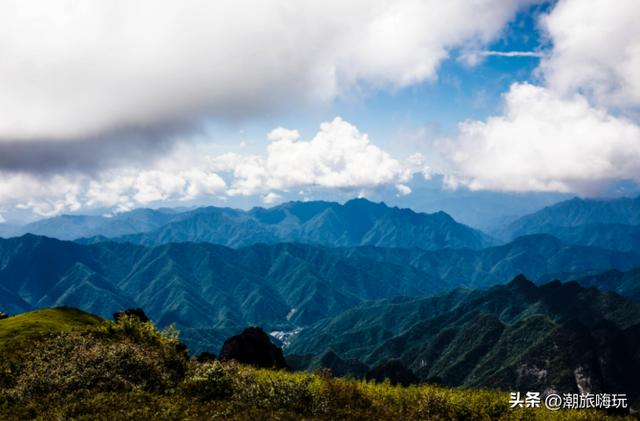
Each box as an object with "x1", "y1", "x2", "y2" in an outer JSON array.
[
  {"x1": 3, "y1": 195, "x2": 640, "y2": 393},
  {"x1": 288, "y1": 275, "x2": 640, "y2": 405},
  {"x1": 569, "y1": 268, "x2": 640, "y2": 303},
  {"x1": 499, "y1": 195, "x2": 640, "y2": 253},
  {"x1": 2, "y1": 233, "x2": 640, "y2": 353},
  {"x1": 2, "y1": 199, "x2": 496, "y2": 251}
]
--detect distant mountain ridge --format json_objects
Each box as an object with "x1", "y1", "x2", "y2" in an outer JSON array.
[
  {"x1": 507, "y1": 196, "x2": 640, "y2": 231},
  {"x1": 0, "y1": 208, "x2": 183, "y2": 240},
  {"x1": 3, "y1": 199, "x2": 496, "y2": 251},
  {"x1": 495, "y1": 195, "x2": 640, "y2": 253},
  {"x1": 569, "y1": 268, "x2": 640, "y2": 303}
]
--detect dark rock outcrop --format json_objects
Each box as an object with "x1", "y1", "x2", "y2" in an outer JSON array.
[{"x1": 219, "y1": 327, "x2": 288, "y2": 369}]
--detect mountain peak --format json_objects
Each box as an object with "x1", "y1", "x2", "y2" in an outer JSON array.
[
  {"x1": 507, "y1": 274, "x2": 535, "y2": 289},
  {"x1": 343, "y1": 197, "x2": 387, "y2": 209}
]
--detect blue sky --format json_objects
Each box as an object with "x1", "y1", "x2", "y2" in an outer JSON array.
[
  {"x1": 222, "y1": 2, "x2": 550, "y2": 154},
  {"x1": 0, "y1": 0, "x2": 639, "y2": 223}
]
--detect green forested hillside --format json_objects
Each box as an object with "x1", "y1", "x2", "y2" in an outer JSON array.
[
  {"x1": 2, "y1": 234, "x2": 640, "y2": 353},
  {"x1": 288, "y1": 276, "x2": 640, "y2": 408}
]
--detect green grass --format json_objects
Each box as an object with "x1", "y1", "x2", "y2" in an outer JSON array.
[{"x1": 0, "y1": 307, "x2": 103, "y2": 352}]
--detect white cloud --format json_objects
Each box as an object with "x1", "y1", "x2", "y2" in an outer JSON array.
[
  {"x1": 85, "y1": 168, "x2": 226, "y2": 212},
  {"x1": 0, "y1": 117, "x2": 420, "y2": 217},
  {"x1": 262, "y1": 192, "x2": 283, "y2": 205},
  {"x1": 0, "y1": 173, "x2": 83, "y2": 217},
  {"x1": 443, "y1": 83, "x2": 640, "y2": 194},
  {"x1": 441, "y1": 0, "x2": 640, "y2": 195},
  {"x1": 459, "y1": 50, "x2": 545, "y2": 66},
  {"x1": 395, "y1": 184, "x2": 412, "y2": 195},
  {"x1": 220, "y1": 117, "x2": 413, "y2": 196},
  {"x1": 0, "y1": 0, "x2": 528, "y2": 141},
  {"x1": 539, "y1": 0, "x2": 640, "y2": 111}
]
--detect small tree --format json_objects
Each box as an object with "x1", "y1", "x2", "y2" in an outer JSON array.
[{"x1": 113, "y1": 308, "x2": 149, "y2": 323}]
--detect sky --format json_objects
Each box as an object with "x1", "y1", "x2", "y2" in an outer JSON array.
[{"x1": 1, "y1": 0, "x2": 640, "y2": 223}]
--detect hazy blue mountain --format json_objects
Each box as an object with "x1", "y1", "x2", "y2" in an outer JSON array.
[
  {"x1": 533, "y1": 223, "x2": 640, "y2": 253},
  {"x1": 508, "y1": 196, "x2": 640, "y2": 230},
  {"x1": 495, "y1": 196, "x2": 640, "y2": 252},
  {"x1": 341, "y1": 234, "x2": 640, "y2": 290},
  {"x1": 288, "y1": 276, "x2": 640, "y2": 401},
  {"x1": 2, "y1": 234, "x2": 640, "y2": 353},
  {"x1": 0, "y1": 223, "x2": 20, "y2": 238},
  {"x1": 387, "y1": 175, "x2": 571, "y2": 231},
  {"x1": 110, "y1": 198, "x2": 497, "y2": 250},
  {"x1": 7, "y1": 199, "x2": 496, "y2": 251},
  {"x1": 4, "y1": 208, "x2": 183, "y2": 240},
  {"x1": 569, "y1": 268, "x2": 640, "y2": 303},
  {"x1": 501, "y1": 196, "x2": 640, "y2": 230},
  {"x1": 217, "y1": 174, "x2": 571, "y2": 231}
]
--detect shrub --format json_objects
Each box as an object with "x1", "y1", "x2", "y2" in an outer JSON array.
[
  {"x1": 113, "y1": 308, "x2": 149, "y2": 323},
  {"x1": 180, "y1": 361, "x2": 233, "y2": 400},
  {"x1": 229, "y1": 365, "x2": 314, "y2": 413},
  {"x1": 7, "y1": 331, "x2": 186, "y2": 399},
  {"x1": 4, "y1": 315, "x2": 189, "y2": 400}
]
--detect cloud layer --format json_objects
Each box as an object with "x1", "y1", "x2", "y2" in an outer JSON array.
[
  {"x1": 539, "y1": 0, "x2": 640, "y2": 111},
  {"x1": 443, "y1": 83, "x2": 640, "y2": 194},
  {"x1": 0, "y1": 0, "x2": 527, "y2": 143},
  {"x1": 217, "y1": 118, "x2": 415, "y2": 196},
  {"x1": 443, "y1": 0, "x2": 640, "y2": 195},
  {"x1": 0, "y1": 118, "x2": 425, "y2": 216}
]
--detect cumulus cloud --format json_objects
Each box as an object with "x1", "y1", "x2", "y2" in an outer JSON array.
[
  {"x1": 0, "y1": 0, "x2": 528, "y2": 144},
  {"x1": 441, "y1": 0, "x2": 640, "y2": 195},
  {"x1": 0, "y1": 118, "x2": 421, "y2": 216},
  {"x1": 0, "y1": 173, "x2": 83, "y2": 217},
  {"x1": 0, "y1": 166, "x2": 228, "y2": 217},
  {"x1": 443, "y1": 83, "x2": 640, "y2": 195},
  {"x1": 85, "y1": 168, "x2": 227, "y2": 212},
  {"x1": 262, "y1": 192, "x2": 283, "y2": 205},
  {"x1": 217, "y1": 117, "x2": 414, "y2": 196},
  {"x1": 539, "y1": 0, "x2": 640, "y2": 111}
]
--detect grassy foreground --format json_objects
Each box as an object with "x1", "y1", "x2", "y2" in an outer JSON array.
[{"x1": 0, "y1": 308, "x2": 633, "y2": 420}]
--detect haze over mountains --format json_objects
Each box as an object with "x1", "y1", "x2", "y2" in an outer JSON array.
[
  {"x1": 3, "y1": 199, "x2": 495, "y2": 250},
  {"x1": 498, "y1": 196, "x2": 640, "y2": 253},
  {"x1": 4, "y1": 195, "x2": 640, "y2": 254}
]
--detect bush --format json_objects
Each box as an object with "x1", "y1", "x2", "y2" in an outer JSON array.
[
  {"x1": 3, "y1": 315, "x2": 189, "y2": 400},
  {"x1": 180, "y1": 361, "x2": 233, "y2": 400},
  {"x1": 229, "y1": 365, "x2": 314, "y2": 414},
  {"x1": 113, "y1": 308, "x2": 149, "y2": 323}
]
